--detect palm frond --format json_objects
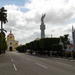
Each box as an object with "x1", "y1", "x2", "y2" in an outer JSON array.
[{"x1": 0, "y1": 29, "x2": 7, "y2": 33}]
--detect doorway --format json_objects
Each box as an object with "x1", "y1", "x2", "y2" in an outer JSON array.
[{"x1": 9, "y1": 46, "x2": 13, "y2": 51}]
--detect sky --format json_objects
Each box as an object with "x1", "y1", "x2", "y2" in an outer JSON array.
[{"x1": 0, "y1": 0, "x2": 75, "y2": 45}]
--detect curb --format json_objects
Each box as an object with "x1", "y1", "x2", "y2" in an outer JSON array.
[
  {"x1": 69, "y1": 60, "x2": 75, "y2": 61},
  {"x1": 0, "y1": 54, "x2": 3, "y2": 57},
  {"x1": 55, "y1": 57, "x2": 75, "y2": 61}
]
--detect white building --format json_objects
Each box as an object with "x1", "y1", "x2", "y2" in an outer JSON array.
[{"x1": 66, "y1": 44, "x2": 74, "y2": 52}]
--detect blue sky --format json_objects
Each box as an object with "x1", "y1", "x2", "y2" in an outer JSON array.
[
  {"x1": 0, "y1": 0, "x2": 28, "y2": 6},
  {"x1": 0, "y1": 0, "x2": 75, "y2": 44},
  {"x1": 0, "y1": 0, "x2": 30, "y2": 12}
]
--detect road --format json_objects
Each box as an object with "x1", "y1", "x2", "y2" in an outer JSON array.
[{"x1": 0, "y1": 51, "x2": 75, "y2": 75}]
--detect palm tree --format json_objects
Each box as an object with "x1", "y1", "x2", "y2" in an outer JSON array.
[{"x1": 0, "y1": 7, "x2": 8, "y2": 33}]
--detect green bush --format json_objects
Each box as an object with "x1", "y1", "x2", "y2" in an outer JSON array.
[
  {"x1": 52, "y1": 44, "x2": 62, "y2": 56},
  {"x1": 62, "y1": 52, "x2": 71, "y2": 57},
  {"x1": 0, "y1": 33, "x2": 7, "y2": 54},
  {"x1": 66, "y1": 52, "x2": 71, "y2": 57},
  {"x1": 62, "y1": 52, "x2": 66, "y2": 57}
]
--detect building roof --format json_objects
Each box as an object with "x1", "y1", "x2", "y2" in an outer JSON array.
[
  {"x1": 70, "y1": 44, "x2": 74, "y2": 47},
  {"x1": 7, "y1": 31, "x2": 14, "y2": 37}
]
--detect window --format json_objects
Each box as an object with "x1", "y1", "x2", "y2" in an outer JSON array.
[
  {"x1": 10, "y1": 43, "x2": 12, "y2": 44},
  {"x1": 16, "y1": 43, "x2": 17, "y2": 44},
  {"x1": 10, "y1": 36, "x2": 12, "y2": 38}
]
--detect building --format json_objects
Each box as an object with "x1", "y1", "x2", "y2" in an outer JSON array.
[
  {"x1": 65, "y1": 43, "x2": 74, "y2": 52},
  {"x1": 6, "y1": 31, "x2": 19, "y2": 51}
]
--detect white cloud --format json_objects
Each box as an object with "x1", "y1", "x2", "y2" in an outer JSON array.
[{"x1": 3, "y1": 0, "x2": 75, "y2": 44}]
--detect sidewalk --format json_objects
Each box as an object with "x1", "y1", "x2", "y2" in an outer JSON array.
[
  {"x1": 25, "y1": 52, "x2": 75, "y2": 61},
  {"x1": 55, "y1": 56, "x2": 75, "y2": 61}
]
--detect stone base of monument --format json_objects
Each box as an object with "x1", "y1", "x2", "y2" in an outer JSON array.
[{"x1": 40, "y1": 23, "x2": 45, "y2": 38}]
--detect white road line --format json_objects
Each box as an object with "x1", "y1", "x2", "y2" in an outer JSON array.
[
  {"x1": 11, "y1": 59, "x2": 13, "y2": 62},
  {"x1": 36, "y1": 63, "x2": 47, "y2": 69},
  {"x1": 56, "y1": 62, "x2": 71, "y2": 67},
  {"x1": 13, "y1": 64, "x2": 17, "y2": 71},
  {"x1": 26, "y1": 58, "x2": 31, "y2": 61}
]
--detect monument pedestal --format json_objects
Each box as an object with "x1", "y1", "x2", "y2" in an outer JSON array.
[{"x1": 40, "y1": 23, "x2": 45, "y2": 38}]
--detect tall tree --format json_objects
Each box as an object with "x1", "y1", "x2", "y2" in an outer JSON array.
[
  {"x1": 33, "y1": 40, "x2": 40, "y2": 55},
  {"x1": 0, "y1": 7, "x2": 8, "y2": 33},
  {"x1": 0, "y1": 33, "x2": 7, "y2": 54},
  {"x1": 60, "y1": 34, "x2": 70, "y2": 50},
  {"x1": 39, "y1": 38, "x2": 60, "y2": 56},
  {"x1": 52, "y1": 44, "x2": 62, "y2": 56}
]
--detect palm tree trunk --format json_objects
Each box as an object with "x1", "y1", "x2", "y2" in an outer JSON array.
[{"x1": 1, "y1": 21, "x2": 3, "y2": 33}]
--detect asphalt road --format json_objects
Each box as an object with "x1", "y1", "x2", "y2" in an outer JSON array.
[{"x1": 0, "y1": 51, "x2": 75, "y2": 75}]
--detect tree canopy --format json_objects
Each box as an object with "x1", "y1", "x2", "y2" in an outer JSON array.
[
  {"x1": 0, "y1": 7, "x2": 8, "y2": 33},
  {"x1": 60, "y1": 34, "x2": 70, "y2": 50}
]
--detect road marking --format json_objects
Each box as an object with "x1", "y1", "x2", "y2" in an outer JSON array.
[
  {"x1": 13, "y1": 64, "x2": 17, "y2": 71},
  {"x1": 26, "y1": 58, "x2": 31, "y2": 61},
  {"x1": 56, "y1": 62, "x2": 71, "y2": 67},
  {"x1": 36, "y1": 63, "x2": 47, "y2": 68},
  {"x1": 11, "y1": 59, "x2": 13, "y2": 62}
]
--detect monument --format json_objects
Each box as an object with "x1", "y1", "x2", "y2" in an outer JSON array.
[{"x1": 40, "y1": 14, "x2": 46, "y2": 38}]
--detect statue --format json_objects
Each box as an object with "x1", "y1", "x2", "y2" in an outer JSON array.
[{"x1": 41, "y1": 14, "x2": 46, "y2": 23}]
